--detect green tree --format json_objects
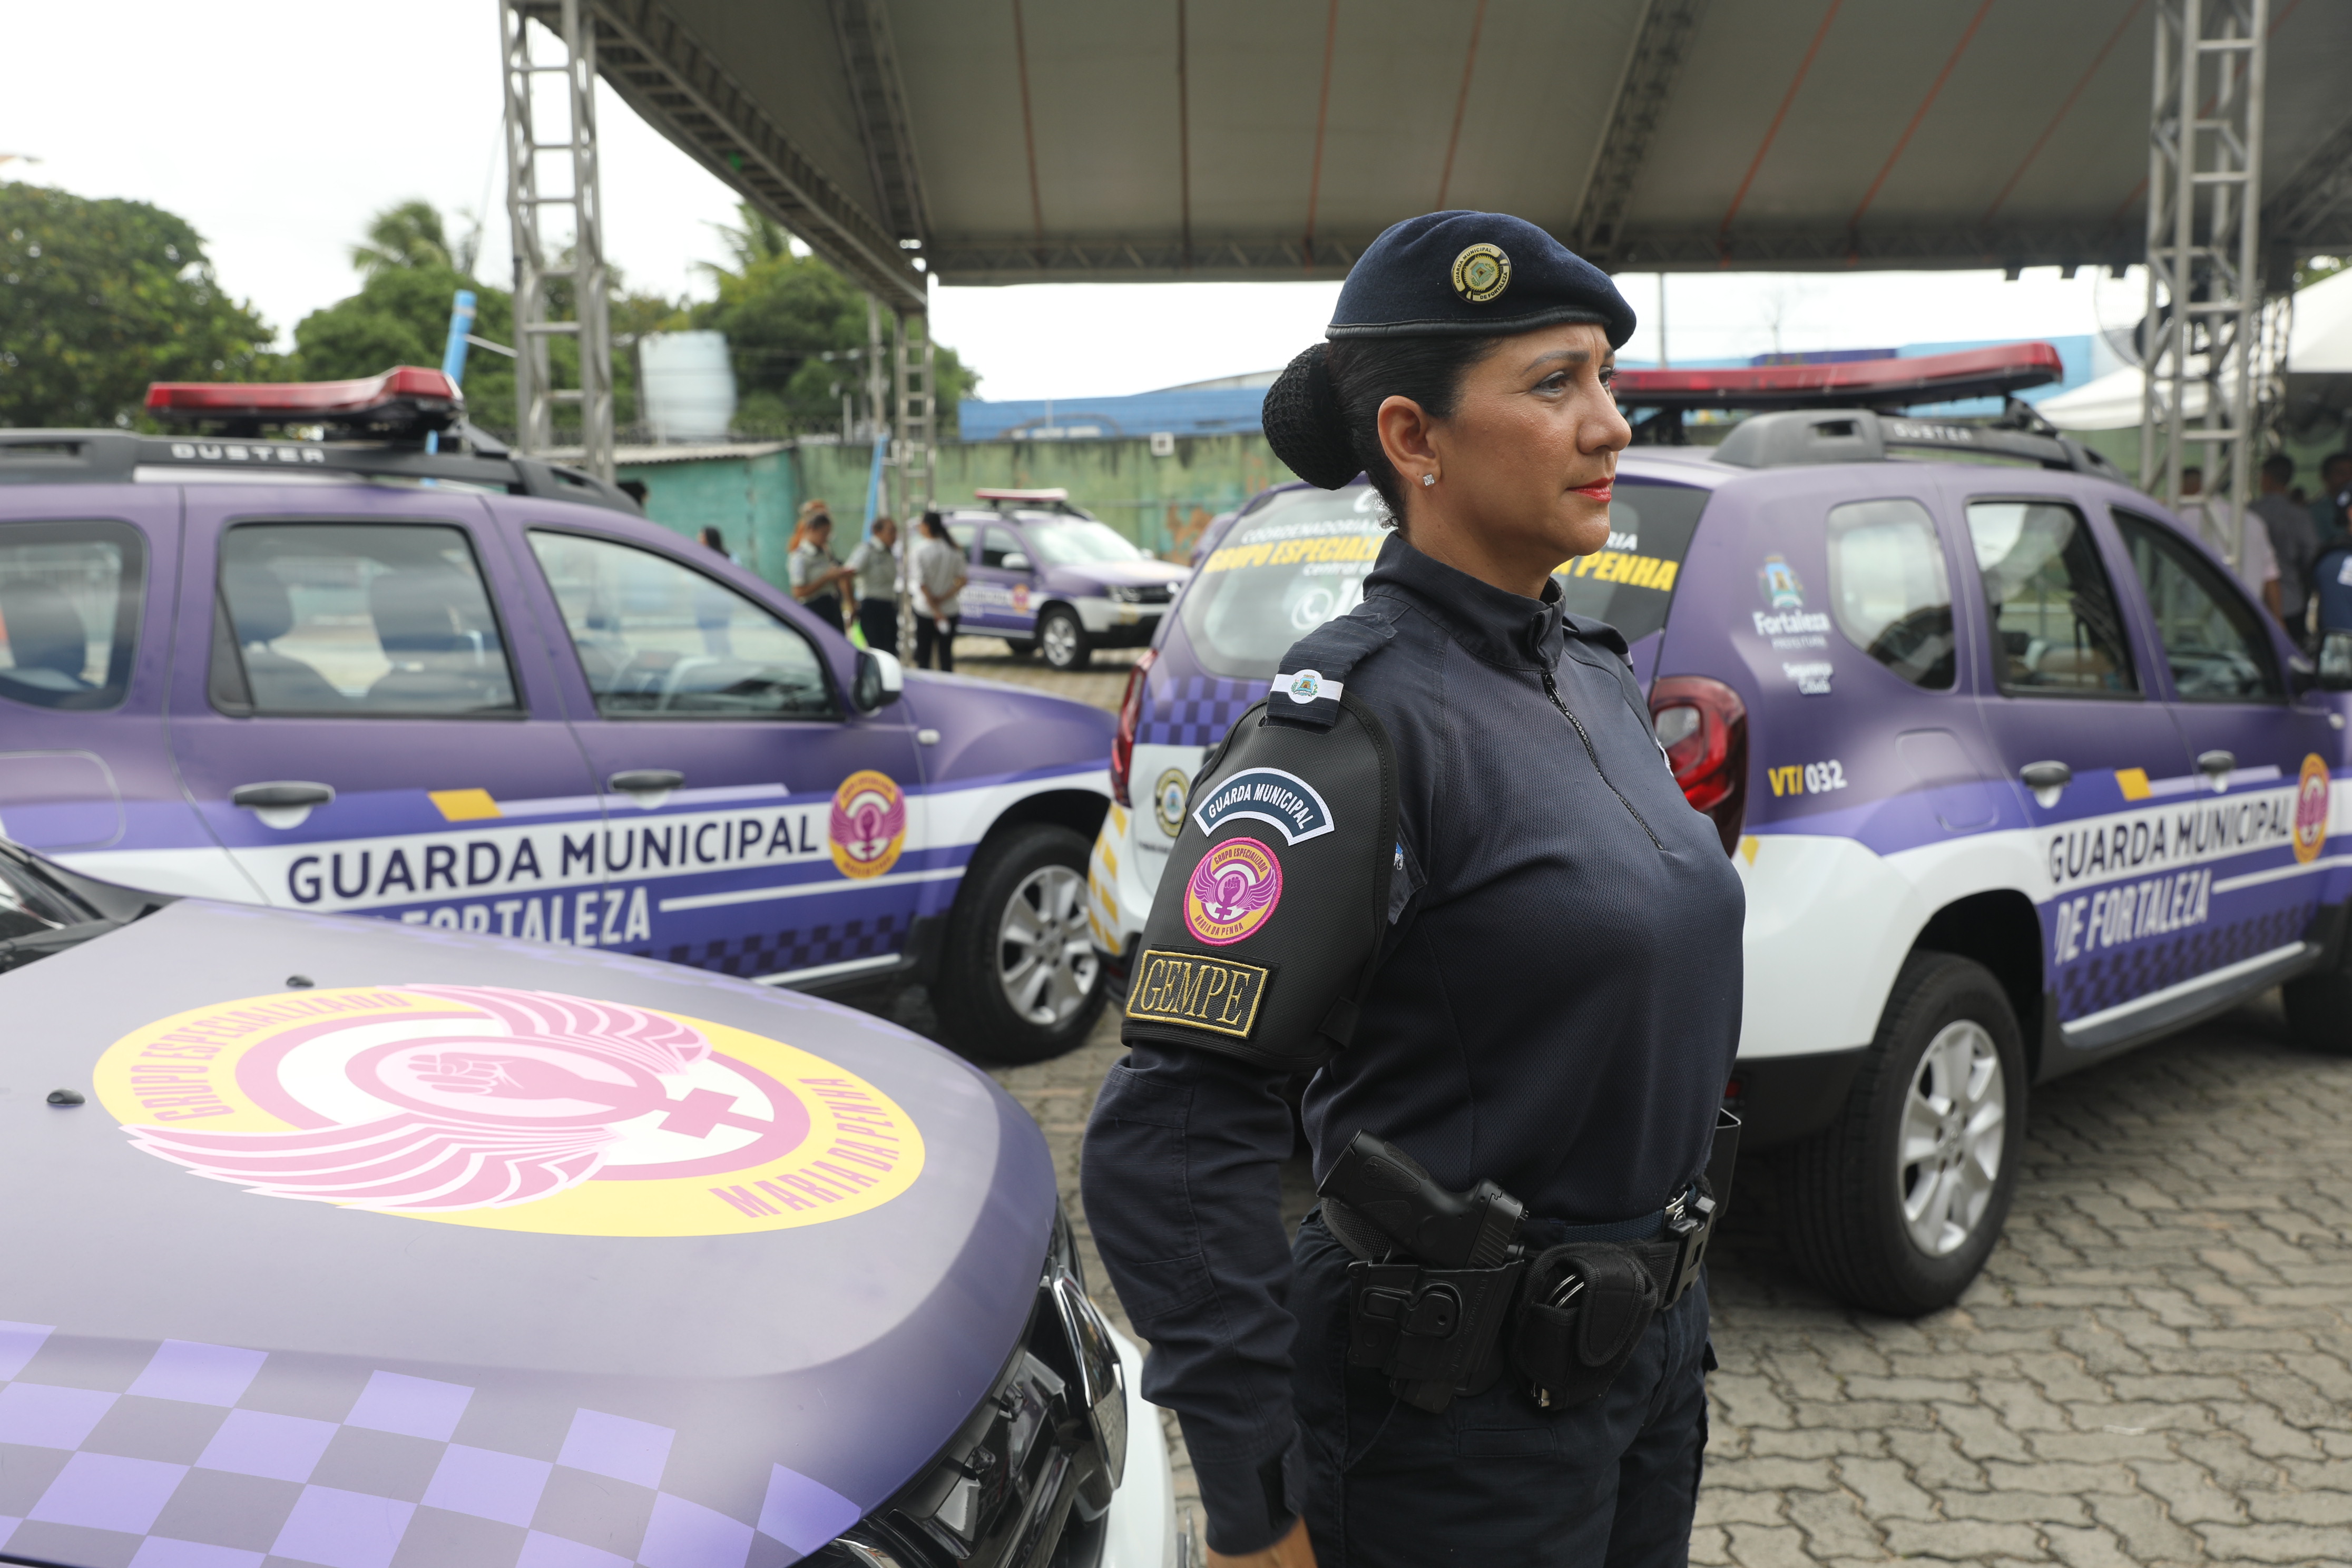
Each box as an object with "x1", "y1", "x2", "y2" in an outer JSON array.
[
  {"x1": 349, "y1": 200, "x2": 454, "y2": 279},
  {"x1": 691, "y1": 204, "x2": 976, "y2": 438},
  {"x1": 0, "y1": 184, "x2": 278, "y2": 429}
]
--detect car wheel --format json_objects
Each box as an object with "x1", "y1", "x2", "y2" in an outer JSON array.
[
  {"x1": 2281, "y1": 966, "x2": 2352, "y2": 1055},
  {"x1": 1039, "y1": 607, "x2": 1090, "y2": 671},
  {"x1": 1004, "y1": 638, "x2": 1036, "y2": 660},
  {"x1": 935, "y1": 823, "x2": 1107, "y2": 1063},
  {"x1": 1785, "y1": 952, "x2": 2026, "y2": 1316}
]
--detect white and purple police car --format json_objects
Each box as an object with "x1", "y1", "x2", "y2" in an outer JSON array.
[
  {"x1": 937, "y1": 492, "x2": 1191, "y2": 672},
  {"x1": 1089, "y1": 346, "x2": 2352, "y2": 1316},
  {"x1": 0, "y1": 370, "x2": 1115, "y2": 1066}
]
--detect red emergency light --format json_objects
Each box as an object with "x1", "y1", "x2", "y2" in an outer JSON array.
[
  {"x1": 144, "y1": 366, "x2": 463, "y2": 436},
  {"x1": 1614, "y1": 342, "x2": 2063, "y2": 411}
]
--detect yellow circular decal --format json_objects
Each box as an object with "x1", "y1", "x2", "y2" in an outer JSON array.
[
  {"x1": 1153, "y1": 768, "x2": 1190, "y2": 839},
  {"x1": 1451, "y1": 242, "x2": 1512, "y2": 304},
  {"x1": 93, "y1": 985, "x2": 924, "y2": 1236},
  {"x1": 829, "y1": 769, "x2": 908, "y2": 879},
  {"x1": 2295, "y1": 753, "x2": 2331, "y2": 865}
]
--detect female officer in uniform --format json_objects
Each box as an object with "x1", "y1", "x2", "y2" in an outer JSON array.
[{"x1": 1081, "y1": 212, "x2": 1746, "y2": 1567}]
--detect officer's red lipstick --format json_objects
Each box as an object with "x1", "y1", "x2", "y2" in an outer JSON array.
[{"x1": 1572, "y1": 481, "x2": 1613, "y2": 503}]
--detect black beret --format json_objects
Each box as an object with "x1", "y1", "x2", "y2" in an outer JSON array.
[{"x1": 1326, "y1": 211, "x2": 1635, "y2": 349}]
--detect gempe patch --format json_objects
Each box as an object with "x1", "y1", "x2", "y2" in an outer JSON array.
[
  {"x1": 1124, "y1": 948, "x2": 1271, "y2": 1038},
  {"x1": 1192, "y1": 767, "x2": 1336, "y2": 845},
  {"x1": 1183, "y1": 837, "x2": 1283, "y2": 946},
  {"x1": 93, "y1": 984, "x2": 924, "y2": 1236}
]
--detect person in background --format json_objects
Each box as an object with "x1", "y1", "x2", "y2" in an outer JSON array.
[
  {"x1": 912, "y1": 509, "x2": 966, "y2": 672},
  {"x1": 847, "y1": 515, "x2": 903, "y2": 656},
  {"x1": 2179, "y1": 466, "x2": 2279, "y2": 615},
  {"x1": 2250, "y1": 454, "x2": 2319, "y2": 641},
  {"x1": 692, "y1": 526, "x2": 739, "y2": 654},
  {"x1": 789, "y1": 505, "x2": 852, "y2": 631},
  {"x1": 2311, "y1": 451, "x2": 2352, "y2": 553},
  {"x1": 698, "y1": 525, "x2": 735, "y2": 560}
]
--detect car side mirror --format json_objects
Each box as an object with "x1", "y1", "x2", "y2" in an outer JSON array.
[
  {"x1": 2319, "y1": 633, "x2": 2352, "y2": 692},
  {"x1": 853, "y1": 647, "x2": 905, "y2": 712},
  {"x1": 1001, "y1": 552, "x2": 1032, "y2": 572}
]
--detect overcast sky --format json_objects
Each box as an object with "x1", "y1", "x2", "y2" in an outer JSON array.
[{"x1": 4, "y1": 0, "x2": 2146, "y2": 402}]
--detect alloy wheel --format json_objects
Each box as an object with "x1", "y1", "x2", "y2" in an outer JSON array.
[
  {"x1": 1896, "y1": 1020, "x2": 2007, "y2": 1257},
  {"x1": 1041, "y1": 613, "x2": 1081, "y2": 668},
  {"x1": 996, "y1": 864, "x2": 1099, "y2": 1026}
]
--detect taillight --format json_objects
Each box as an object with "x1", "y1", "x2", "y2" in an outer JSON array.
[
  {"x1": 1110, "y1": 649, "x2": 1156, "y2": 807},
  {"x1": 1648, "y1": 674, "x2": 1747, "y2": 856}
]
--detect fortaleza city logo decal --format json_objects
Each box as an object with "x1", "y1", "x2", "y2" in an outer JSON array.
[
  {"x1": 829, "y1": 770, "x2": 908, "y2": 880},
  {"x1": 2296, "y1": 753, "x2": 2332, "y2": 865},
  {"x1": 92, "y1": 985, "x2": 925, "y2": 1237},
  {"x1": 1183, "y1": 837, "x2": 1283, "y2": 946}
]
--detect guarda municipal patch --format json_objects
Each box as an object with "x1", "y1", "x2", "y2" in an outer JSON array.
[
  {"x1": 1192, "y1": 767, "x2": 1336, "y2": 845},
  {"x1": 93, "y1": 984, "x2": 924, "y2": 1237},
  {"x1": 1124, "y1": 949, "x2": 1271, "y2": 1038}
]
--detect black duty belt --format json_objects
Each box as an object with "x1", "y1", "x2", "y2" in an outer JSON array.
[{"x1": 1317, "y1": 1110, "x2": 1738, "y2": 1414}]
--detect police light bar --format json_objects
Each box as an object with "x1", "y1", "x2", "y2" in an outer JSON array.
[
  {"x1": 975, "y1": 487, "x2": 1071, "y2": 503},
  {"x1": 1614, "y1": 342, "x2": 2063, "y2": 411},
  {"x1": 144, "y1": 366, "x2": 463, "y2": 436}
]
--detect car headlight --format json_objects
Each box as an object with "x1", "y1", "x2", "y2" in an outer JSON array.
[
  {"x1": 809, "y1": 1203, "x2": 1127, "y2": 1568},
  {"x1": 1105, "y1": 585, "x2": 1139, "y2": 603}
]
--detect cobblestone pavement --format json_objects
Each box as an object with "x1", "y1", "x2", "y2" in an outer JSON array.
[
  {"x1": 922, "y1": 635, "x2": 1143, "y2": 712},
  {"x1": 983, "y1": 993, "x2": 2352, "y2": 1565}
]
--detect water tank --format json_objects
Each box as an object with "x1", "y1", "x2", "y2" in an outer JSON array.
[{"x1": 639, "y1": 331, "x2": 738, "y2": 443}]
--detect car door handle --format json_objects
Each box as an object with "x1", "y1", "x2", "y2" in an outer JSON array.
[
  {"x1": 606, "y1": 769, "x2": 684, "y2": 795},
  {"x1": 2018, "y1": 760, "x2": 2071, "y2": 808},
  {"x1": 2196, "y1": 750, "x2": 2236, "y2": 791},
  {"x1": 230, "y1": 781, "x2": 336, "y2": 809}
]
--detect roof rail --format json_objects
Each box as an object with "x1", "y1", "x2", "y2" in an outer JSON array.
[
  {"x1": 0, "y1": 429, "x2": 641, "y2": 515},
  {"x1": 1711, "y1": 409, "x2": 2122, "y2": 478}
]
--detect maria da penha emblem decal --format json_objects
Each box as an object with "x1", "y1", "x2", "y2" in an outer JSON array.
[{"x1": 92, "y1": 984, "x2": 924, "y2": 1236}]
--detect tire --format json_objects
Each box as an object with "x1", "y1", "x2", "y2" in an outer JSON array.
[
  {"x1": 1038, "y1": 607, "x2": 1090, "y2": 671},
  {"x1": 1785, "y1": 952, "x2": 2027, "y2": 1316},
  {"x1": 1004, "y1": 638, "x2": 1036, "y2": 660},
  {"x1": 934, "y1": 823, "x2": 1107, "y2": 1063},
  {"x1": 2282, "y1": 966, "x2": 2352, "y2": 1055}
]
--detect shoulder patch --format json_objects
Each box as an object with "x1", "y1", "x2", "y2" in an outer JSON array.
[{"x1": 1271, "y1": 611, "x2": 1395, "y2": 730}]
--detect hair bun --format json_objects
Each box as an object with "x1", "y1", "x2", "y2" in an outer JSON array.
[{"x1": 1263, "y1": 344, "x2": 1361, "y2": 489}]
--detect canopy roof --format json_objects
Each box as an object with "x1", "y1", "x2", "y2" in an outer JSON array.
[
  {"x1": 581, "y1": 0, "x2": 2352, "y2": 312},
  {"x1": 2039, "y1": 267, "x2": 2352, "y2": 430}
]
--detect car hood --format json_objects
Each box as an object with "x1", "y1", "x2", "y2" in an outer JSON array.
[
  {"x1": 0, "y1": 899, "x2": 1055, "y2": 1561},
  {"x1": 1042, "y1": 558, "x2": 1191, "y2": 592}
]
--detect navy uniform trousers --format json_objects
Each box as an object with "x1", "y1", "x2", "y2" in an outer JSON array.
[{"x1": 1291, "y1": 1217, "x2": 1713, "y2": 1568}]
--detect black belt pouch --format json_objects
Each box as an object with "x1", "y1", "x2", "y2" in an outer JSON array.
[{"x1": 1508, "y1": 1244, "x2": 1662, "y2": 1409}]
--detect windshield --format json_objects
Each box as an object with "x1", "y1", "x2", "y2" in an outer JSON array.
[
  {"x1": 1023, "y1": 518, "x2": 1146, "y2": 565},
  {"x1": 1177, "y1": 486, "x2": 1387, "y2": 678},
  {"x1": 1549, "y1": 480, "x2": 1710, "y2": 644}
]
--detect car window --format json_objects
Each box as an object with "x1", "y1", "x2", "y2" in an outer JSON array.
[
  {"x1": 1965, "y1": 501, "x2": 2138, "y2": 697},
  {"x1": 1180, "y1": 486, "x2": 1385, "y2": 678},
  {"x1": 0, "y1": 521, "x2": 143, "y2": 712},
  {"x1": 529, "y1": 530, "x2": 836, "y2": 719},
  {"x1": 1023, "y1": 517, "x2": 1145, "y2": 565},
  {"x1": 947, "y1": 521, "x2": 979, "y2": 558},
  {"x1": 981, "y1": 525, "x2": 1024, "y2": 569},
  {"x1": 2115, "y1": 510, "x2": 2284, "y2": 702},
  {"x1": 1550, "y1": 480, "x2": 1710, "y2": 643},
  {"x1": 213, "y1": 523, "x2": 519, "y2": 717},
  {"x1": 1826, "y1": 499, "x2": 1955, "y2": 690}
]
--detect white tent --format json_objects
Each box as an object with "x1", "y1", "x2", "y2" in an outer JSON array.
[{"x1": 2040, "y1": 270, "x2": 2352, "y2": 431}]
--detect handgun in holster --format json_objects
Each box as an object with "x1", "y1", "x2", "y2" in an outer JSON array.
[{"x1": 1318, "y1": 1111, "x2": 1738, "y2": 1414}]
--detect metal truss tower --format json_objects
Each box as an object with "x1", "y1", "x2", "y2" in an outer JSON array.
[
  {"x1": 2139, "y1": 0, "x2": 2270, "y2": 556},
  {"x1": 503, "y1": 0, "x2": 615, "y2": 482}
]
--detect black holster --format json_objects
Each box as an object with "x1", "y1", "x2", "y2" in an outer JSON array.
[{"x1": 1344, "y1": 1258, "x2": 1525, "y2": 1414}]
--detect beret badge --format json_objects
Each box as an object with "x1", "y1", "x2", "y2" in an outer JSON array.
[{"x1": 1451, "y1": 242, "x2": 1511, "y2": 304}]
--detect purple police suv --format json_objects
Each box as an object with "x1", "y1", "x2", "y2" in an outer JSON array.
[
  {"x1": 938, "y1": 492, "x2": 1190, "y2": 673},
  {"x1": 0, "y1": 370, "x2": 1118, "y2": 1069},
  {"x1": 0, "y1": 832, "x2": 1173, "y2": 1567},
  {"x1": 1091, "y1": 347, "x2": 2352, "y2": 1317}
]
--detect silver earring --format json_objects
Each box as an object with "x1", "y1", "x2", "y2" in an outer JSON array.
[{"x1": 1421, "y1": 473, "x2": 1436, "y2": 487}]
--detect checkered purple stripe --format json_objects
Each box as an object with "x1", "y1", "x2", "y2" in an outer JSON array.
[
  {"x1": 2055, "y1": 903, "x2": 2314, "y2": 1021},
  {"x1": 1134, "y1": 672, "x2": 1263, "y2": 749},
  {"x1": 0, "y1": 1326, "x2": 858, "y2": 1568}
]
